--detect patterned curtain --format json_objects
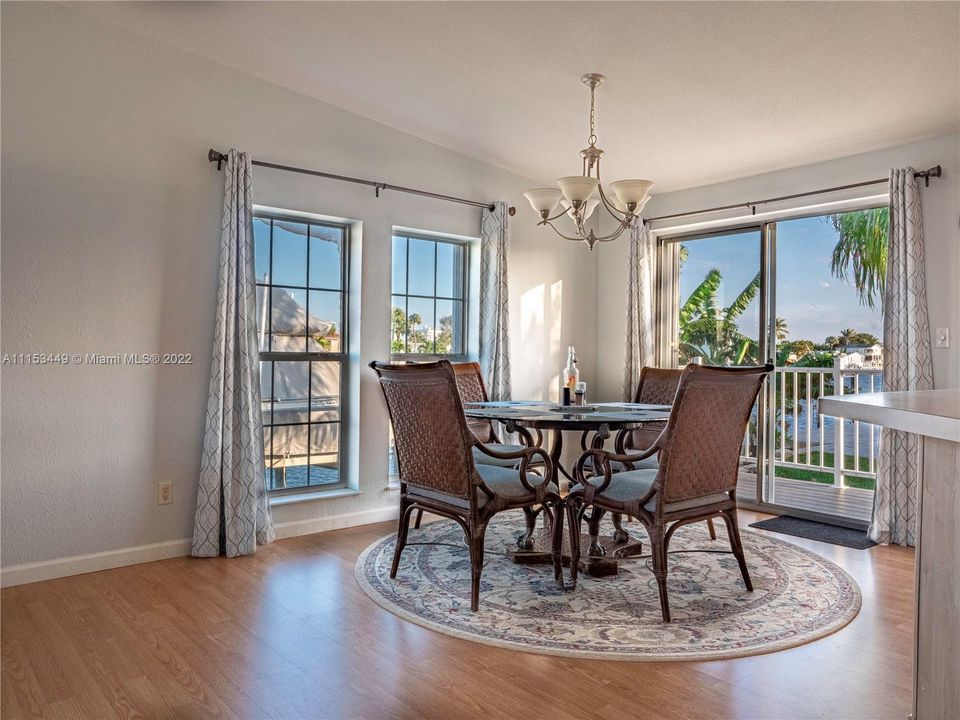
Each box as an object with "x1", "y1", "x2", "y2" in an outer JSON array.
[
  {"x1": 623, "y1": 221, "x2": 657, "y2": 401},
  {"x1": 868, "y1": 168, "x2": 933, "y2": 546},
  {"x1": 193, "y1": 149, "x2": 275, "y2": 557},
  {"x1": 479, "y1": 202, "x2": 512, "y2": 400}
]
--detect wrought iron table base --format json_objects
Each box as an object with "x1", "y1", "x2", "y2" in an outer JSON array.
[{"x1": 509, "y1": 522, "x2": 644, "y2": 578}]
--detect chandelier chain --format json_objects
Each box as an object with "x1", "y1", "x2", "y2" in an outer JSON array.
[{"x1": 588, "y1": 83, "x2": 597, "y2": 146}]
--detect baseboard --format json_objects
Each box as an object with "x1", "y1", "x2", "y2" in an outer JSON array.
[
  {"x1": 0, "y1": 538, "x2": 193, "y2": 588},
  {"x1": 1, "y1": 505, "x2": 401, "y2": 588},
  {"x1": 272, "y1": 506, "x2": 399, "y2": 539}
]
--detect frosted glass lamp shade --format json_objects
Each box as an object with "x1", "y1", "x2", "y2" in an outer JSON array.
[
  {"x1": 561, "y1": 198, "x2": 599, "y2": 221},
  {"x1": 524, "y1": 188, "x2": 562, "y2": 214},
  {"x1": 612, "y1": 194, "x2": 652, "y2": 215},
  {"x1": 556, "y1": 176, "x2": 600, "y2": 205},
  {"x1": 609, "y1": 179, "x2": 654, "y2": 209}
]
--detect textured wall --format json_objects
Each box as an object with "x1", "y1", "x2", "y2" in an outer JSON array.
[{"x1": 0, "y1": 3, "x2": 599, "y2": 567}]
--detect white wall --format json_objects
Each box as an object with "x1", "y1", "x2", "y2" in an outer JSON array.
[
  {"x1": 595, "y1": 134, "x2": 960, "y2": 401},
  {"x1": 0, "y1": 3, "x2": 598, "y2": 571}
]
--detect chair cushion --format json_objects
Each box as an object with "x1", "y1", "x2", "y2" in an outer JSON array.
[
  {"x1": 408, "y1": 464, "x2": 537, "y2": 511},
  {"x1": 584, "y1": 468, "x2": 730, "y2": 512},
  {"x1": 584, "y1": 455, "x2": 659, "y2": 474},
  {"x1": 472, "y1": 443, "x2": 526, "y2": 467},
  {"x1": 475, "y1": 463, "x2": 539, "y2": 501}
]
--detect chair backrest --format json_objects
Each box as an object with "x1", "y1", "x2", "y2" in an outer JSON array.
[
  {"x1": 629, "y1": 367, "x2": 683, "y2": 449},
  {"x1": 634, "y1": 367, "x2": 683, "y2": 405},
  {"x1": 655, "y1": 364, "x2": 771, "y2": 506},
  {"x1": 371, "y1": 360, "x2": 477, "y2": 500},
  {"x1": 452, "y1": 361, "x2": 495, "y2": 443}
]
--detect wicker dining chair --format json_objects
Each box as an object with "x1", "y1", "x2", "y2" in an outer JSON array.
[
  {"x1": 412, "y1": 361, "x2": 542, "y2": 530},
  {"x1": 615, "y1": 366, "x2": 716, "y2": 541},
  {"x1": 582, "y1": 366, "x2": 716, "y2": 543},
  {"x1": 371, "y1": 360, "x2": 557, "y2": 610},
  {"x1": 568, "y1": 363, "x2": 772, "y2": 622}
]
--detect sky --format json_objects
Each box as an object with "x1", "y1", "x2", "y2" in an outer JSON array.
[{"x1": 677, "y1": 215, "x2": 882, "y2": 345}]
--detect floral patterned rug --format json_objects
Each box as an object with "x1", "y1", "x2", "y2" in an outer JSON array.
[{"x1": 355, "y1": 511, "x2": 862, "y2": 660}]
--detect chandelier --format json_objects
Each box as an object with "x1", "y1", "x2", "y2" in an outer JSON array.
[{"x1": 523, "y1": 74, "x2": 653, "y2": 250}]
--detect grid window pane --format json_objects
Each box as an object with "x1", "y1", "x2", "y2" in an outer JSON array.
[
  {"x1": 270, "y1": 424, "x2": 309, "y2": 489},
  {"x1": 256, "y1": 285, "x2": 269, "y2": 351},
  {"x1": 254, "y1": 217, "x2": 271, "y2": 283},
  {"x1": 406, "y1": 297, "x2": 435, "y2": 354},
  {"x1": 436, "y1": 242, "x2": 464, "y2": 299},
  {"x1": 407, "y1": 238, "x2": 436, "y2": 296},
  {"x1": 309, "y1": 423, "x2": 340, "y2": 485},
  {"x1": 307, "y1": 290, "x2": 342, "y2": 353},
  {"x1": 310, "y1": 362, "x2": 340, "y2": 422},
  {"x1": 391, "y1": 236, "x2": 407, "y2": 294},
  {"x1": 309, "y1": 226, "x2": 342, "y2": 290},
  {"x1": 272, "y1": 221, "x2": 308, "y2": 287},
  {"x1": 435, "y1": 299, "x2": 463, "y2": 355},
  {"x1": 260, "y1": 361, "x2": 273, "y2": 425},
  {"x1": 270, "y1": 287, "x2": 307, "y2": 352},
  {"x1": 263, "y1": 426, "x2": 275, "y2": 488},
  {"x1": 272, "y1": 361, "x2": 310, "y2": 424},
  {"x1": 391, "y1": 296, "x2": 407, "y2": 353}
]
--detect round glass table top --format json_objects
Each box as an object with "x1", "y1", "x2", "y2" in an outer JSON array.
[{"x1": 463, "y1": 401, "x2": 671, "y2": 430}]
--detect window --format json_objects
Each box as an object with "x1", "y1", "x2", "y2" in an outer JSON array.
[
  {"x1": 254, "y1": 212, "x2": 348, "y2": 493},
  {"x1": 391, "y1": 233, "x2": 467, "y2": 357}
]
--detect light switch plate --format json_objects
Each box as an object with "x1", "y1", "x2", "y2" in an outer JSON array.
[{"x1": 935, "y1": 327, "x2": 950, "y2": 348}]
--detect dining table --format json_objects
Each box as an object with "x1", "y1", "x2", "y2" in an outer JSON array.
[{"x1": 463, "y1": 400, "x2": 671, "y2": 576}]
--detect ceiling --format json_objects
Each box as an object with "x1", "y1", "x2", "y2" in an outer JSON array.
[{"x1": 74, "y1": 1, "x2": 960, "y2": 192}]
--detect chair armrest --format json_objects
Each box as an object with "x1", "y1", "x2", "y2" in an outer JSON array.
[
  {"x1": 473, "y1": 442, "x2": 531, "y2": 461},
  {"x1": 475, "y1": 443, "x2": 553, "y2": 497},
  {"x1": 573, "y1": 444, "x2": 660, "y2": 496}
]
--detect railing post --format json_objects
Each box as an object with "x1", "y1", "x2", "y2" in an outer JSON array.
[{"x1": 832, "y1": 357, "x2": 844, "y2": 488}]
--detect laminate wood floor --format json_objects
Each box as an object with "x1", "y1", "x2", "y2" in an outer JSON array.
[{"x1": 1, "y1": 510, "x2": 916, "y2": 720}]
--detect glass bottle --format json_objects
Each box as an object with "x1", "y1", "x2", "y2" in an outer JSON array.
[{"x1": 562, "y1": 346, "x2": 579, "y2": 393}]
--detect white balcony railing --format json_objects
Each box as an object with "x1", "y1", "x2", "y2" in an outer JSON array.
[{"x1": 741, "y1": 361, "x2": 881, "y2": 490}]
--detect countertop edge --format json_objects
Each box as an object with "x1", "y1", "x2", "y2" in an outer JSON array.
[{"x1": 820, "y1": 394, "x2": 960, "y2": 443}]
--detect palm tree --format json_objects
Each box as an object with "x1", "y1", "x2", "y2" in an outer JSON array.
[
  {"x1": 775, "y1": 317, "x2": 789, "y2": 343},
  {"x1": 837, "y1": 327, "x2": 857, "y2": 351},
  {"x1": 830, "y1": 208, "x2": 888, "y2": 309},
  {"x1": 679, "y1": 268, "x2": 761, "y2": 365}
]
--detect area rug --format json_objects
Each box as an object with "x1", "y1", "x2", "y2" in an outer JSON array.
[
  {"x1": 749, "y1": 515, "x2": 877, "y2": 549},
  {"x1": 355, "y1": 512, "x2": 862, "y2": 661}
]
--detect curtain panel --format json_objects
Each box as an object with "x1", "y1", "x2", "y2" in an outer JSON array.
[
  {"x1": 623, "y1": 221, "x2": 657, "y2": 401},
  {"x1": 479, "y1": 201, "x2": 512, "y2": 401},
  {"x1": 868, "y1": 168, "x2": 934, "y2": 546},
  {"x1": 193, "y1": 149, "x2": 275, "y2": 558}
]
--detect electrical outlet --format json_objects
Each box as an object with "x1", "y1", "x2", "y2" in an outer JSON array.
[
  {"x1": 935, "y1": 328, "x2": 950, "y2": 348},
  {"x1": 158, "y1": 482, "x2": 173, "y2": 505}
]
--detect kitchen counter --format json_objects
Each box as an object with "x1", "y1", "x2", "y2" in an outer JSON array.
[{"x1": 819, "y1": 389, "x2": 959, "y2": 720}]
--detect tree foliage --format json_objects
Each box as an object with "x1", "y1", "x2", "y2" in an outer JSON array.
[
  {"x1": 679, "y1": 268, "x2": 761, "y2": 365},
  {"x1": 829, "y1": 208, "x2": 888, "y2": 309}
]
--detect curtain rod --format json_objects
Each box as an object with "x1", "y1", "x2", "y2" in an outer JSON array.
[
  {"x1": 208, "y1": 149, "x2": 516, "y2": 215},
  {"x1": 644, "y1": 165, "x2": 942, "y2": 225}
]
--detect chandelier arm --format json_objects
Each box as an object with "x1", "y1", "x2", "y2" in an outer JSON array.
[
  {"x1": 594, "y1": 161, "x2": 632, "y2": 222},
  {"x1": 596, "y1": 182, "x2": 627, "y2": 221},
  {"x1": 541, "y1": 221, "x2": 589, "y2": 243},
  {"x1": 543, "y1": 208, "x2": 572, "y2": 223},
  {"x1": 590, "y1": 218, "x2": 635, "y2": 243}
]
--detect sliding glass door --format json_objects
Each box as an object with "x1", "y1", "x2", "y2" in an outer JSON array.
[
  {"x1": 660, "y1": 207, "x2": 884, "y2": 522},
  {"x1": 660, "y1": 227, "x2": 766, "y2": 503},
  {"x1": 765, "y1": 212, "x2": 883, "y2": 522}
]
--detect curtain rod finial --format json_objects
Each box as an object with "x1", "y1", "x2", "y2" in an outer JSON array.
[{"x1": 208, "y1": 149, "x2": 226, "y2": 170}]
